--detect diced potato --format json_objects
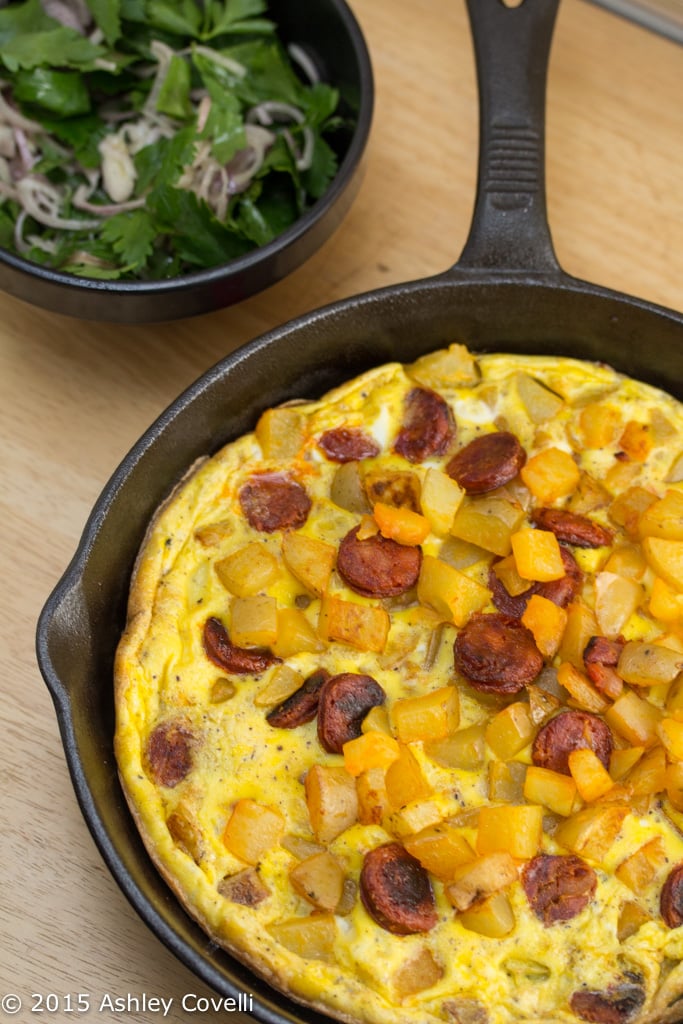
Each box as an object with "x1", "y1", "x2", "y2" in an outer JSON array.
[
  {"x1": 485, "y1": 703, "x2": 536, "y2": 760},
  {"x1": 282, "y1": 531, "x2": 336, "y2": 596},
  {"x1": 445, "y1": 852, "x2": 518, "y2": 911},
  {"x1": 439, "y1": 537, "x2": 490, "y2": 570},
  {"x1": 559, "y1": 602, "x2": 599, "y2": 670},
  {"x1": 271, "y1": 607, "x2": 324, "y2": 659},
  {"x1": 374, "y1": 501, "x2": 430, "y2": 545},
  {"x1": 650, "y1": 577, "x2": 683, "y2": 622},
  {"x1": 458, "y1": 892, "x2": 515, "y2": 938},
  {"x1": 393, "y1": 948, "x2": 444, "y2": 999},
  {"x1": 330, "y1": 461, "x2": 372, "y2": 515},
  {"x1": 476, "y1": 805, "x2": 543, "y2": 860},
  {"x1": 424, "y1": 724, "x2": 486, "y2": 771},
  {"x1": 615, "y1": 838, "x2": 666, "y2": 893},
  {"x1": 215, "y1": 542, "x2": 279, "y2": 596},
  {"x1": 557, "y1": 662, "x2": 610, "y2": 714},
  {"x1": 417, "y1": 555, "x2": 490, "y2": 627},
  {"x1": 408, "y1": 343, "x2": 479, "y2": 388},
  {"x1": 638, "y1": 489, "x2": 683, "y2": 541},
  {"x1": 667, "y1": 452, "x2": 683, "y2": 484},
  {"x1": 305, "y1": 765, "x2": 358, "y2": 844},
  {"x1": 568, "y1": 749, "x2": 614, "y2": 802},
  {"x1": 420, "y1": 468, "x2": 465, "y2": 535},
  {"x1": 642, "y1": 537, "x2": 683, "y2": 593},
  {"x1": 666, "y1": 761, "x2": 683, "y2": 811},
  {"x1": 223, "y1": 799, "x2": 285, "y2": 864},
  {"x1": 516, "y1": 374, "x2": 564, "y2": 424},
  {"x1": 577, "y1": 402, "x2": 622, "y2": 449},
  {"x1": 230, "y1": 595, "x2": 278, "y2": 648},
  {"x1": 318, "y1": 594, "x2": 390, "y2": 653},
  {"x1": 404, "y1": 825, "x2": 475, "y2": 880},
  {"x1": 209, "y1": 677, "x2": 237, "y2": 704},
  {"x1": 594, "y1": 572, "x2": 644, "y2": 639},
  {"x1": 604, "y1": 460, "x2": 641, "y2": 496},
  {"x1": 522, "y1": 594, "x2": 568, "y2": 658},
  {"x1": 289, "y1": 852, "x2": 345, "y2": 912},
  {"x1": 450, "y1": 496, "x2": 525, "y2": 557},
  {"x1": 617, "y1": 900, "x2": 652, "y2": 942},
  {"x1": 393, "y1": 686, "x2": 460, "y2": 743},
  {"x1": 512, "y1": 529, "x2": 566, "y2": 582},
  {"x1": 657, "y1": 718, "x2": 683, "y2": 761},
  {"x1": 362, "y1": 705, "x2": 392, "y2": 735},
  {"x1": 609, "y1": 486, "x2": 658, "y2": 539},
  {"x1": 554, "y1": 804, "x2": 628, "y2": 862},
  {"x1": 524, "y1": 766, "x2": 578, "y2": 817},
  {"x1": 385, "y1": 744, "x2": 433, "y2": 808},
  {"x1": 619, "y1": 420, "x2": 652, "y2": 462},
  {"x1": 603, "y1": 545, "x2": 647, "y2": 581},
  {"x1": 568, "y1": 472, "x2": 611, "y2": 515},
  {"x1": 618, "y1": 641, "x2": 683, "y2": 686},
  {"x1": 625, "y1": 743, "x2": 667, "y2": 796},
  {"x1": 386, "y1": 798, "x2": 444, "y2": 838},
  {"x1": 166, "y1": 804, "x2": 204, "y2": 863},
  {"x1": 609, "y1": 746, "x2": 645, "y2": 781},
  {"x1": 364, "y1": 467, "x2": 422, "y2": 511},
  {"x1": 493, "y1": 555, "x2": 534, "y2": 597},
  {"x1": 520, "y1": 448, "x2": 580, "y2": 503},
  {"x1": 218, "y1": 867, "x2": 270, "y2": 906},
  {"x1": 267, "y1": 914, "x2": 336, "y2": 961},
  {"x1": 605, "y1": 690, "x2": 662, "y2": 748},
  {"x1": 667, "y1": 674, "x2": 683, "y2": 718},
  {"x1": 356, "y1": 768, "x2": 391, "y2": 826},
  {"x1": 195, "y1": 519, "x2": 234, "y2": 547},
  {"x1": 281, "y1": 834, "x2": 326, "y2": 860},
  {"x1": 357, "y1": 514, "x2": 379, "y2": 540},
  {"x1": 255, "y1": 406, "x2": 306, "y2": 460},
  {"x1": 342, "y1": 731, "x2": 401, "y2": 777},
  {"x1": 488, "y1": 761, "x2": 527, "y2": 804}
]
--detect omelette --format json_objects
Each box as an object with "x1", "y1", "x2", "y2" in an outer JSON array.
[{"x1": 115, "y1": 344, "x2": 683, "y2": 1024}]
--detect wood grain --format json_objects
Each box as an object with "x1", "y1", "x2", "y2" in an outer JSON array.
[{"x1": 1, "y1": 1, "x2": 681, "y2": 1021}]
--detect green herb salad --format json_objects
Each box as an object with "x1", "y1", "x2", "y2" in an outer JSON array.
[{"x1": 0, "y1": 0, "x2": 352, "y2": 280}]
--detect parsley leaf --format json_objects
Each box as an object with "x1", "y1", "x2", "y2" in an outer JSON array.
[{"x1": 100, "y1": 209, "x2": 156, "y2": 271}]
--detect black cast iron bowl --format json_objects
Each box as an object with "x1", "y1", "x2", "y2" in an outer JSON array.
[
  {"x1": 37, "y1": 2, "x2": 683, "y2": 1023},
  {"x1": 0, "y1": 0, "x2": 373, "y2": 325}
]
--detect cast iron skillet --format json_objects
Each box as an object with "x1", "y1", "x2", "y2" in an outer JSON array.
[{"x1": 36, "y1": 1, "x2": 683, "y2": 1022}]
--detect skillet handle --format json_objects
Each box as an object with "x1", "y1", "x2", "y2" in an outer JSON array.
[{"x1": 454, "y1": 0, "x2": 562, "y2": 274}]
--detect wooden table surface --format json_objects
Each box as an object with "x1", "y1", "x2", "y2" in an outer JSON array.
[{"x1": 2, "y1": 1, "x2": 682, "y2": 1021}]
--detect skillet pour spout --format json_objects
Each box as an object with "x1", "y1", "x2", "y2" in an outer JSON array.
[{"x1": 37, "y1": 1, "x2": 683, "y2": 1022}]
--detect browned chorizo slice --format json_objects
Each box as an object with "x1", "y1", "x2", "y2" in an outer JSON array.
[
  {"x1": 532, "y1": 710, "x2": 613, "y2": 776},
  {"x1": 488, "y1": 561, "x2": 538, "y2": 618},
  {"x1": 145, "y1": 721, "x2": 194, "y2": 788},
  {"x1": 584, "y1": 635, "x2": 624, "y2": 668},
  {"x1": 239, "y1": 473, "x2": 311, "y2": 533},
  {"x1": 570, "y1": 985, "x2": 645, "y2": 1023},
  {"x1": 661, "y1": 862, "x2": 683, "y2": 928},
  {"x1": 530, "y1": 507, "x2": 614, "y2": 548},
  {"x1": 266, "y1": 669, "x2": 330, "y2": 729},
  {"x1": 318, "y1": 427, "x2": 380, "y2": 463},
  {"x1": 203, "y1": 616, "x2": 281, "y2": 675},
  {"x1": 337, "y1": 525, "x2": 422, "y2": 598},
  {"x1": 522, "y1": 854, "x2": 597, "y2": 925},
  {"x1": 446, "y1": 431, "x2": 526, "y2": 494},
  {"x1": 394, "y1": 387, "x2": 455, "y2": 463},
  {"x1": 360, "y1": 842, "x2": 437, "y2": 934},
  {"x1": 454, "y1": 612, "x2": 543, "y2": 694},
  {"x1": 317, "y1": 672, "x2": 386, "y2": 753}
]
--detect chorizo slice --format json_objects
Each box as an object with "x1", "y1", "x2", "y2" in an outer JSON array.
[
  {"x1": 446, "y1": 431, "x2": 526, "y2": 494},
  {"x1": 489, "y1": 546, "x2": 582, "y2": 618},
  {"x1": 203, "y1": 616, "x2": 281, "y2": 675},
  {"x1": 317, "y1": 672, "x2": 386, "y2": 753},
  {"x1": 570, "y1": 985, "x2": 645, "y2": 1024},
  {"x1": 266, "y1": 669, "x2": 330, "y2": 729},
  {"x1": 454, "y1": 612, "x2": 543, "y2": 695},
  {"x1": 488, "y1": 561, "x2": 537, "y2": 618},
  {"x1": 530, "y1": 507, "x2": 613, "y2": 548},
  {"x1": 660, "y1": 862, "x2": 683, "y2": 929},
  {"x1": 337, "y1": 524, "x2": 422, "y2": 598},
  {"x1": 522, "y1": 854, "x2": 597, "y2": 925},
  {"x1": 532, "y1": 710, "x2": 613, "y2": 776},
  {"x1": 360, "y1": 842, "x2": 437, "y2": 934},
  {"x1": 239, "y1": 472, "x2": 311, "y2": 533},
  {"x1": 394, "y1": 387, "x2": 455, "y2": 463},
  {"x1": 145, "y1": 720, "x2": 194, "y2": 788},
  {"x1": 318, "y1": 427, "x2": 380, "y2": 463}
]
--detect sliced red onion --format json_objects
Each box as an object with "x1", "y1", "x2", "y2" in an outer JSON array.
[
  {"x1": 16, "y1": 176, "x2": 100, "y2": 230},
  {"x1": 72, "y1": 184, "x2": 146, "y2": 216}
]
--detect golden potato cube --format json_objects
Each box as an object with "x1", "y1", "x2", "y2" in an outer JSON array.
[
  {"x1": 305, "y1": 765, "x2": 358, "y2": 844},
  {"x1": 362, "y1": 705, "x2": 392, "y2": 735},
  {"x1": 445, "y1": 852, "x2": 518, "y2": 911},
  {"x1": 272, "y1": 607, "x2": 324, "y2": 659},
  {"x1": 254, "y1": 664, "x2": 303, "y2": 707},
  {"x1": 215, "y1": 542, "x2": 279, "y2": 596},
  {"x1": 650, "y1": 577, "x2": 683, "y2": 623},
  {"x1": 282, "y1": 531, "x2": 336, "y2": 596},
  {"x1": 417, "y1": 555, "x2": 490, "y2": 627},
  {"x1": 666, "y1": 761, "x2": 683, "y2": 811},
  {"x1": 624, "y1": 745, "x2": 667, "y2": 796},
  {"x1": 524, "y1": 766, "x2": 578, "y2": 817},
  {"x1": 488, "y1": 761, "x2": 527, "y2": 804},
  {"x1": 363, "y1": 467, "x2": 422, "y2": 511},
  {"x1": 516, "y1": 373, "x2": 564, "y2": 424},
  {"x1": 594, "y1": 572, "x2": 643, "y2": 639},
  {"x1": 374, "y1": 501, "x2": 431, "y2": 545},
  {"x1": 356, "y1": 767, "x2": 391, "y2": 826},
  {"x1": 393, "y1": 948, "x2": 444, "y2": 999},
  {"x1": 318, "y1": 594, "x2": 389, "y2": 653},
  {"x1": 342, "y1": 731, "x2": 400, "y2": 777},
  {"x1": 609, "y1": 746, "x2": 645, "y2": 781},
  {"x1": 520, "y1": 447, "x2": 580, "y2": 503},
  {"x1": 424, "y1": 724, "x2": 486, "y2": 771},
  {"x1": 609, "y1": 486, "x2": 657, "y2": 539},
  {"x1": 223, "y1": 799, "x2": 285, "y2": 864},
  {"x1": 403, "y1": 824, "x2": 475, "y2": 880},
  {"x1": 289, "y1": 851, "x2": 345, "y2": 912},
  {"x1": 603, "y1": 545, "x2": 647, "y2": 581},
  {"x1": 330, "y1": 461, "x2": 371, "y2": 515},
  {"x1": 615, "y1": 838, "x2": 666, "y2": 892},
  {"x1": 577, "y1": 402, "x2": 622, "y2": 448},
  {"x1": 521, "y1": 594, "x2": 568, "y2": 659},
  {"x1": 512, "y1": 529, "x2": 566, "y2": 582},
  {"x1": 450, "y1": 496, "x2": 525, "y2": 557},
  {"x1": 385, "y1": 744, "x2": 433, "y2": 808},
  {"x1": 527, "y1": 683, "x2": 563, "y2": 725},
  {"x1": 666, "y1": 673, "x2": 683, "y2": 719},
  {"x1": 458, "y1": 892, "x2": 515, "y2": 938},
  {"x1": 476, "y1": 805, "x2": 543, "y2": 860},
  {"x1": 617, "y1": 641, "x2": 683, "y2": 687},
  {"x1": 386, "y1": 798, "x2": 444, "y2": 838},
  {"x1": 493, "y1": 554, "x2": 534, "y2": 597},
  {"x1": 559, "y1": 602, "x2": 599, "y2": 670},
  {"x1": 393, "y1": 686, "x2": 460, "y2": 744},
  {"x1": 657, "y1": 719, "x2": 683, "y2": 761},
  {"x1": 195, "y1": 519, "x2": 234, "y2": 547},
  {"x1": 485, "y1": 703, "x2": 535, "y2": 760},
  {"x1": 230, "y1": 595, "x2": 278, "y2": 648},
  {"x1": 568, "y1": 749, "x2": 614, "y2": 802},
  {"x1": 557, "y1": 662, "x2": 609, "y2": 714},
  {"x1": 605, "y1": 690, "x2": 662, "y2": 748},
  {"x1": 642, "y1": 537, "x2": 683, "y2": 593},
  {"x1": 420, "y1": 468, "x2": 465, "y2": 535},
  {"x1": 617, "y1": 900, "x2": 652, "y2": 942},
  {"x1": 267, "y1": 914, "x2": 336, "y2": 961},
  {"x1": 408, "y1": 343, "x2": 479, "y2": 388},
  {"x1": 638, "y1": 490, "x2": 683, "y2": 541},
  {"x1": 619, "y1": 420, "x2": 652, "y2": 462},
  {"x1": 554, "y1": 804, "x2": 628, "y2": 863},
  {"x1": 255, "y1": 406, "x2": 306, "y2": 460}
]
